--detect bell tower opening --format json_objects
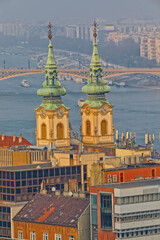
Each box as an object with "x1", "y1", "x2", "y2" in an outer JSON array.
[
  {"x1": 101, "y1": 120, "x2": 107, "y2": 136},
  {"x1": 57, "y1": 123, "x2": 64, "y2": 139},
  {"x1": 41, "y1": 123, "x2": 47, "y2": 139},
  {"x1": 86, "y1": 120, "x2": 91, "y2": 136}
]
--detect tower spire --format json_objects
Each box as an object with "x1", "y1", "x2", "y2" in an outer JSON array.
[
  {"x1": 82, "y1": 20, "x2": 111, "y2": 108},
  {"x1": 37, "y1": 22, "x2": 68, "y2": 110},
  {"x1": 90, "y1": 20, "x2": 101, "y2": 70}
]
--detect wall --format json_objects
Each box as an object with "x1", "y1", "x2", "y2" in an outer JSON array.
[
  {"x1": 78, "y1": 206, "x2": 90, "y2": 240},
  {"x1": 90, "y1": 186, "x2": 116, "y2": 240},
  {"x1": 81, "y1": 152, "x2": 105, "y2": 179},
  {"x1": 14, "y1": 221, "x2": 78, "y2": 240},
  {"x1": 104, "y1": 165, "x2": 160, "y2": 184},
  {"x1": 13, "y1": 152, "x2": 31, "y2": 165},
  {"x1": 0, "y1": 149, "x2": 13, "y2": 166},
  {"x1": 104, "y1": 157, "x2": 121, "y2": 168},
  {"x1": 90, "y1": 163, "x2": 104, "y2": 186},
  {"x1": 11, "y1": 203, "x2": 26, "y2": 238},
  {"x1": 116, "y1": 148, "x2": 151, "y2": 157},
  {"x1": 53, "y1": 152, "x2": 71, "y2": 166}
]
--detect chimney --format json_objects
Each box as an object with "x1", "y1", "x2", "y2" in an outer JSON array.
[
  {"x1": 19, "y1": 134, "x2": 22, "y2": 143},
  {"x1": 13, "y1": 135, "x2": 16, "y2": 142},
  {"x1": 40, "y1": 180, "x2": 47, "y2": 195},
  {"x1": 1, "y1": 134, "x2": 5, "y2": 141}
]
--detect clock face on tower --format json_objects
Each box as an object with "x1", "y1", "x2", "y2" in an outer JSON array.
[
  {"x1": 100, "y1": 105, "x2": 107, "y2": 114},
  {"x1": 41, "y1": 109, "x2": 46, "y2": 117},
  {"x1": 57, "y1": 108, "x2": 64, "y2": 117}
]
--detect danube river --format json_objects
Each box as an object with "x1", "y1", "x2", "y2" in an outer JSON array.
[{"x1": 0, "y1": 74, "x2": 160, "y2": 151}]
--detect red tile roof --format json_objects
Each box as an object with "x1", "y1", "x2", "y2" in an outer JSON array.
[
  {"x1": 13, "y1": 193, "x2": 90, "y2": 228},
  {"x1": 0, "y1": 135, "x2": 32, "y2": 148}
]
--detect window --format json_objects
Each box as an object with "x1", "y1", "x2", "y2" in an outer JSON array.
[
  {"x1": 57, "y1": 123, "x2": 64, "y2": 139},
  {"x1": 18, "y1": 231, "x2": 23, "y2": 239},
  {"x1": 91, "y1": 194, "x2": 97, "y2": 226},
  {"x1": 152, "y1": 169, "x2": 155, "y2": 178},
  {"x1": 86, "y1": 120, "x2": 91, "y2": 135},
  {"x1": 42, "y1": 123, "x2": 47, "y2": 139},
  {"x1": 101, "y1": 120, "x2": 107, "y2": 135},
  {"x1": 30, "y1": 231, "x2": 36, "y2": 240},
  {"x1": 55, "y1": 234, "x2": 61, "y2": 240},
  {"x1": 119, "y1": 172, "x2": 124, "y2": 182},
  {"x1": 69, "y1": 236, "x2": 75, "y2": 240},
  {"x1": 100, "y1": 193, "x2": 112, "y2": 230},
  {"x1": 43, "y1": 232, "x2": 48, "y2": 240}
]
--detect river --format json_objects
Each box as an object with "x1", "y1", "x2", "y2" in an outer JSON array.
[{"x1": 0, "y1": 74, "x2": 160, "y2": 151}]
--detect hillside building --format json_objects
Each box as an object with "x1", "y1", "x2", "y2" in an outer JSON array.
[{"x1": 140, "y1": 36, "x2": 160, "y2": 63}]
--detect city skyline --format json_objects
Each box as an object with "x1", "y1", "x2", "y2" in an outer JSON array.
[{"x1": 0, "y1": 0, "x2": 160, "y2": 24}]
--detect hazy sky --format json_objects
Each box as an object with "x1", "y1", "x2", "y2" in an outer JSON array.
[{"x1": 0, "y1": 0, "x2": 160, "y2": 23}]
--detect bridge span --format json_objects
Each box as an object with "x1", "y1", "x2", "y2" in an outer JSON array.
[{"x1": 0, "y1": 68, "x2": 160, "y2": 81}]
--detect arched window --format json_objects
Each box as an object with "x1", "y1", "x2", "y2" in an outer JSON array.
[
  {"x1": 86, "y1": 120, "x2": 91, "y2": 135},
  {"x1": 101, "y1": 120, "x2": 107, "y2": 135},
  {"x1": 41, "y1": 123, "x2": 47, "y2": 139},
  {"x1": 57, "y1": 123, "x2": 64, "y2": 139}
]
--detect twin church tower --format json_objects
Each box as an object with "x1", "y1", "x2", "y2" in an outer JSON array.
[{"x1": 35, "y1": 22, "x2": 115, "y2": 156}]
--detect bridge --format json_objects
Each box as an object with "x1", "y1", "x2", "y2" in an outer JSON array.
[{"x1": 0, "y1": 68, "x2": 160, "y2": 81}]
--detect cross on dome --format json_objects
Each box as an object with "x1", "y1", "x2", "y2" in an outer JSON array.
[
  {"x1": 93, "y1": 20, "x2": 97, "y2": 42},
  {"x1": 48, "y1": 22, "x2": 53, "y2": 40}
]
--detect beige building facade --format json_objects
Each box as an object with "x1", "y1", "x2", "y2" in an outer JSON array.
[{"x1": 140, "y1": 36, "x2": 160, "y2": 63}]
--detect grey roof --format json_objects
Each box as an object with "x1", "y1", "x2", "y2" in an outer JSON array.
[
  {"x1": 92, "y1": 178, "x2": 160, "y2": 189},
  {"x1": 0, "y1": 162, "x2": 52, "y2": 171}
]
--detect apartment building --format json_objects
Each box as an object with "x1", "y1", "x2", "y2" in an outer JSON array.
[
  {"x1": 140, "y1": 36, "x2": 160, "y2": 63},
  {"x1": 106, "y1": 32, "x2": 130, "y2": 44}
]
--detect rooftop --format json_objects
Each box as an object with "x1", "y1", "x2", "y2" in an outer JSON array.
[
  {"x1": 0, "y1": 162, "x2": 52, "y2": 171},
  {"x1": 13, "y1": 193, "x2": 89, "y2": 228},
  {"x1": 0, "y1": 134, "x2": 32, "y2": 148},
  {"x1": 102, "y1": 162, "x2": 160, "y2": 172},
  {"x1": 92, "y1": 178, "x2": 160, "y2": 189}
]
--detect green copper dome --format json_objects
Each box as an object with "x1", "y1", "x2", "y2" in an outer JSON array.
[
  {"x1": 82, "y1": 21, "x2": 112, "y2": 108},
  {"x1": 37, "y1": 29, "x2": 68, "y2": 111}
]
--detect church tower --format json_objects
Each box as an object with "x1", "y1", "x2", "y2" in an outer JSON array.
[
  {"x1": 80, "y1": 21, "x2": 115, "y2": 156},
  {"x1": 35, "y1": 23, "x2": 70, "y2": 149}
]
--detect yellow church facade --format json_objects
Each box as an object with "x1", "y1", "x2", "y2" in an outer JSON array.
[{"x1": 36, "y1": 107, "x2": 70, "y2": 148}]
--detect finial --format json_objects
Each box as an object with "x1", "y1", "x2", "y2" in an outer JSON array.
[
  {"x1": 93, "y1": 20, "x2": 97, "y2": 42},
  {"x1": 48, "y1": 22, "x2": 53, "y2": 40}
]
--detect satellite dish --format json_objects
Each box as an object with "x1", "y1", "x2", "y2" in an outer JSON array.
[{"x1": 69, "y1": 191, "x2": 73, "y2": 197}]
